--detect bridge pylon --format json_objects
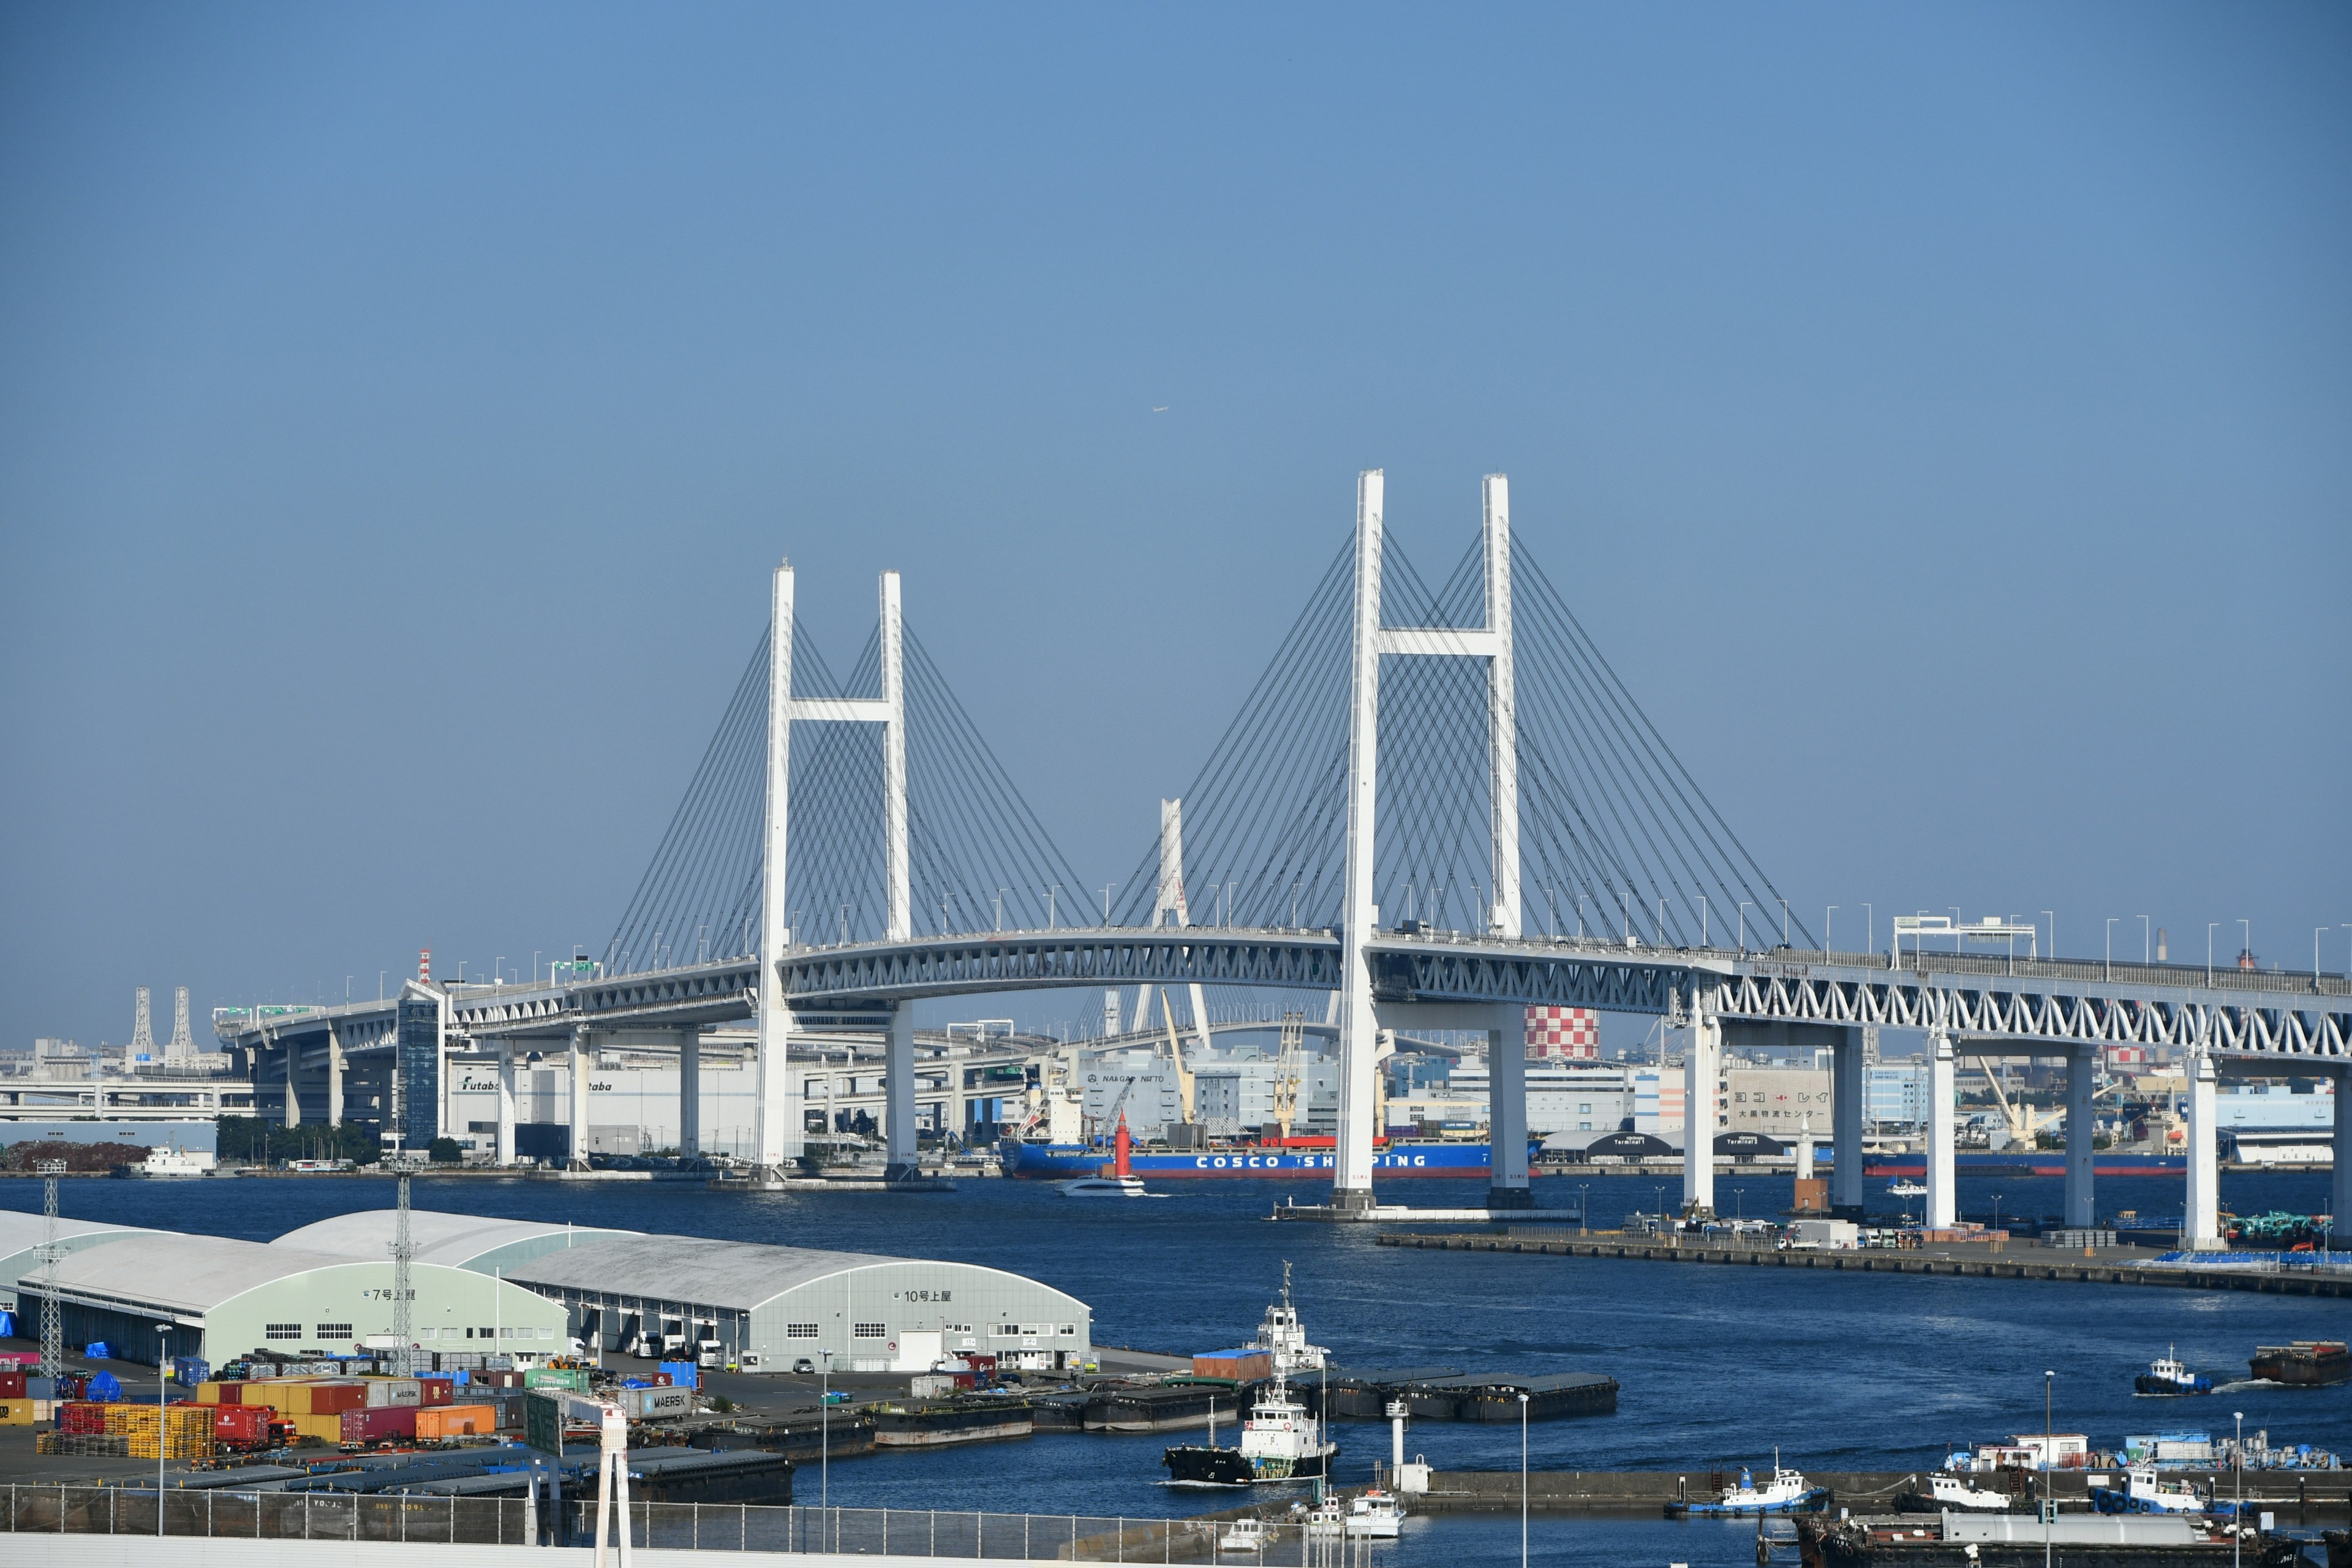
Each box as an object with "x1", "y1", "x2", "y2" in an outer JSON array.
[
  {"x1": 750, "y1": 558, "x2": 913, "y2": 1186},
  {"x1": 1335, "y1": 470, "x2": 1525, "y2": 1211}
]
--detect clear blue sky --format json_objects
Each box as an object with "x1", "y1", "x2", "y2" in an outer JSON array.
[{"x1": 2, "y1": 4, "x2": 2345, "y2": 1049}]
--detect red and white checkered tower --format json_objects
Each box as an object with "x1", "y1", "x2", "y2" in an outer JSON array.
[{"x1": 1525, "y1": 1005, "x2": 1599, "y2": 1060}]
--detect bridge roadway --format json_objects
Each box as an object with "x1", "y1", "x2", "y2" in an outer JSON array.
[{"x1": 217, "y1": 926, "x2": 2350, "y2": 1243}]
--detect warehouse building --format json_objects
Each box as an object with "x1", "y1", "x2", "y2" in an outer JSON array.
[
  {"x1": 273, "y1": 1210, "x2": 635, "y2": 1275},
  {"x1": 0, "y1": 1212, "x2": 153, "y2": 1312},
  {"x1": 21, "y1": 1233, "x2": 569, "y2": 1366},
  {"x1": 506, "y1": 1233, "x2": 1094, "y2": 1373}
]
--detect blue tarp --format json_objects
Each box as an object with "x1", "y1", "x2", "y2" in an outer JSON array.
[
  {"x1": 83, "y1": 1343, "x2": 112, "y2": 1362},
  {"x1": 86, "y1": 1371, "x2": 123, "y2": 1401}
]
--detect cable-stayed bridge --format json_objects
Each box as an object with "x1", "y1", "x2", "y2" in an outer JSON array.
[{"x1": 218, "y1": 472, "x2": 2350, "y2": 1246}]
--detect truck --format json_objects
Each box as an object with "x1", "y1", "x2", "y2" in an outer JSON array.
[
  {"x1": 695, "y1": 1338, "x2": 723, "y2": 1368},
  {"x1": 1783, "y1": 1218, "x2": 1859, "y2": 1251}
]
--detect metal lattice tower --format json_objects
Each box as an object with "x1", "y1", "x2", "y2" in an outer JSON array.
[
  {"x1": 167, "y1": 987, "x2": 193, "y2": 1060},
  {"x1": 129, "y1": 987, "x2": 153, "y2": 1057},
  {"x1": 37, "y1": 1161, "x2": 64, "y2": 1381},
  {"x1": 390, "y1": 1174, "x2": 414, "y2": 1376}
]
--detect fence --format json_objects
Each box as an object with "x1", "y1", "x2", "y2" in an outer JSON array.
[{"x1": 0, "y1": 1483, "x2": 1306, "y2": 1562}]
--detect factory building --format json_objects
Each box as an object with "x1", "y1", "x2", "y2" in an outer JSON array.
[
  {"x1": 20, "y1": 1233, "x2": 568, "y2": 1366},
  {"x1": 0, "y1": 1212, "x2": 154, "y2": 1313},
  {"x1": 506, "y1": 1234, "x2": 1093, "y2": 1373}
]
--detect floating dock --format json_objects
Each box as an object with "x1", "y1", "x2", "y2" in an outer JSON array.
[
  {"x1": 1317, "y1": 1368, "x2": 1616, "y2": 1422},
  {"x1": 1270, "y1": 1198, "x2": 1583, "y2": 1225}
]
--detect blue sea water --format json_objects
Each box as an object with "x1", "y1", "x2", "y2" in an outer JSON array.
[{"x1": 7, "y1": 1169, "x2": 2341, "y2": 1567}]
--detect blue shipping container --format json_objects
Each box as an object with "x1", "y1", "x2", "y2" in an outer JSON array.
[{"x1": 659, "y1": 1361, "x2": 698, "y2": 1390}]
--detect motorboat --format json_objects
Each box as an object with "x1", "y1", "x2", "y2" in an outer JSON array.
[
  {"x1": 1217, "y1": 1518, "x2": 1270, "y2": 1553},
  {"x1": 1894, "y1": 1472, "x2": 2015, "y2": 1512},
  {"x1": 1886, "y1": 1179, "x2": 1928, "y2": 1197},
  {"x1": 2135, "y1": 1346, "x2": 2212, "y2": 1396},
  {"x1": 1342, "y1": 1488, "x2": 1404, "y2": 1538},
  {"x1": 1299, "y1": 1499, "x2": 1346, "y2": 1536},
  {"x1": 1665, "y1": 1453, "x2": 1828, "y2": 1517},
  {"x1": 1059, "y1": 1176, "x2": 1150, "y2": 1197}
]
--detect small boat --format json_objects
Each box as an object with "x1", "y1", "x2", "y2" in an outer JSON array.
[
  {"x1": 1163, "y1": 1276, "x2": 1339, "y2": 1485},
  {"x1": 1059, "y1": 1176, "x2": 1150, "y2": 1197},
  {"x1": 2090, "y1": 1464, "x2": 2205, "y2": 1514},
  {"x1": 123, "y1": 1143, "x2": 217, "y2": 1179},
  {"x1": 1894, "y1": 1472, "x2": 2015, "y2": 1513},
  {"x1": 1217, "y1": 1518, "x2": 1270, "y2": 1553},
  {"x1": 2249, "y1": 1341, "x2": 2350, "y2": 1388},
  {"x1": 1299, "y1": 1499, "x2": 1346, "y2": 1536},
  {"x1": 2135, "y1": 1346, "x2": 2212, "y2": 1396},
  {"x1": 1343, "y1": 1488, "x2": 1404, "y2": 1538},
  {"x1": 1885, "y1": 1179, "x2": 1927, "y2": 1197},
  {"x1": 1665, "y1": 1453, "x2": 1827, "y2": 1517}
]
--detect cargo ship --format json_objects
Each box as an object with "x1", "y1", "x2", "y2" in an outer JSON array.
[
  {"x1": 1864, "y1": 1150, "x2": 2185, "y2": 1178},
  {"x1": 1001, "y1": 1136, "x2": 1528, "y2": 1180}
]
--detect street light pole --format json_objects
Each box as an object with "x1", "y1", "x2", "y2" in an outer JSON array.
[
  {"x1": 1518, "y1": 1392, "x2": 1530, "y2": 1568},
  {"x1": 2208, "y1": 923, "x2": 2219, "y2": 983},
  {"x1": 2234, "y1": 1409, "x2": 2244, "y2": 1568},
  {"x1": 2044, "y1": 1370, "x2": 2054, "y2": 1568},
  {"x1": 156, "y1": 1324, "x2": 170, "y2": 1533},
  {"x1": 2106, "y1": 918, "x2": 2116, "y2": 981},
  {"x1": 819, "y1": 1350, "x2": 834, "y2": 1513}
]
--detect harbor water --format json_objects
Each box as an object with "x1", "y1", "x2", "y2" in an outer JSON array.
[{"x1": 6, "y1": 1168, "x2": 2341, "y2": 1566}]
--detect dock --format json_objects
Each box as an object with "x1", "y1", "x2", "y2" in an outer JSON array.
[
  {"x1": 1271, "y1": 1198, "x2": 1584, "y2": 1225},
  {"x1": 1316, "y1": 1368, "x2": 1616, "y2": 1422},
  {"x1": 1376, "y1": 1232, "x2": 2352, "y2": 1297}
]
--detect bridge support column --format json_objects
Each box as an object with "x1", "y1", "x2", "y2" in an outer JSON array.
[
  {"x1": 678, "y1": 1028, "x2": 701, "y2": 1158},
  {"x1": 2064, "y1": 1043, "x2": 2096, "y2": 1229},
  {"x1": 284, "y1": 1041, "x2": 302, "y2": 1128},
  {"x1": 496, "y1": 1043, "x2": 517, "y2": 1167},
  {"x1": 326, "y1": 1024, "x2": 345, "y2": 1128},
  {"x1": 884, "y1": 1008, "x2": 918, "y2": 1182},
  {"x1": 1332, "y1": 469, "x2": 1385, "y2": 1213},
  {"x1": 1926, "y1": 1025, "x2": 1956, "y2": 1231},
  {"x1": 1831, "y1": 1027, "x2": 1864, "y2": 1212},
  {"x1": 2184, "y1": 1049, "x2": 2220, "y2": 1249},
  {"x1": 1680, "y1": 995, "x2": 1717, "y2": 1219},
  {"x1": 2333, "y1": 1065, "x2": 2352, "y2": 1251},
  {"x1": 568, "y1": 1025, "x2": 594, "y2": 1171},
  {"x1": 1485, "y1": 1006, "x2": 1532, "y2": 1210}
]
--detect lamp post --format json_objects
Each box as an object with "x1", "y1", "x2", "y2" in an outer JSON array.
[
  {"x1": 818, "y1": 1349, "x2": 835, "y2": 1514},
  {"x1": 1992, "y1": 1193, "x2": 2003, "y2": 1236},
  {"x1": 1826, "y1": 907, "x2": 1836, "y2": 954},
  {"x1": 2234, "y1": 1410, "x2": 2244, "y2": 1568},
  {"x1": 1518, "y1": 1391, "x2": 1530, "y2": 1568},
  {"x1": 2105, "y1": 919, "x2": 2116, "y2": 981},
  {"x1": 1577, "y1": 1183, "x2": 1589, "y2": 1237},
  {"x1": 2138, "y1": 916, "x2": 2150, "y2": 965},
  {"x1": 1653, "y1": 1185, "x2": 1666, "y2": 1231},
  {"x1": 2042, "y1": 911, "x2": 2056, "y2": 962},
  {"x1": 156, "y1": 1324, "x2": 170, "y2": 1533},
  {"x1": 2044, "y1": 1371, "x2": 2054, "y2": 1568},
  {"x1": 2208, "y1": 923, "x2": 2219, "y2": 983}
]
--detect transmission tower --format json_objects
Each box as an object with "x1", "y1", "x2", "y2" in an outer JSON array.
[
  {"x1": 167, "y1": 987, "x2": 193, "y2": 1060},
  {"x1": 390, "y1": 1174, "x2": 414, "y2": 1376},
  {"x1": 129, "y1": 987, "x2": 153, "y2": 1058},
  {"x1": 37, "y1": 1161, "x2": 64, "y2": 1381}
]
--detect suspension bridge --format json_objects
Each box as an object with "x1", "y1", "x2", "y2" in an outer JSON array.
[{"x1": 217, "y1": 471, "x2": 2351, "y2": 1246}]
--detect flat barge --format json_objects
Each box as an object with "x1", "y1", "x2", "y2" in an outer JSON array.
[{"x1": 1316, "y1": 1368, "x2": 1616, "y2": 1423}]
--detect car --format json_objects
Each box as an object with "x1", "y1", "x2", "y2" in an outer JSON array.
[{"x1": 791, "y1": 1357, "x2": 816, "y2": 1374}]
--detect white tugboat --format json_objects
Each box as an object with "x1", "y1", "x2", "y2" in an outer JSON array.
[
  {"x1": 1164, "y1": 1272, "x2": 1338, "y2": 1486},
  {"x1": 1664, "y1": 1451, "x2": 1828, "y2": 1516},
  {"x1": 1896, "y1": 1472, "x2": 2015, "y2": 1512}
]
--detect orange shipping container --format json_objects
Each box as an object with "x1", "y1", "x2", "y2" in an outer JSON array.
[
  {"x1": 307, "y1": 1382, "x2": 368, "y2": 1415},
  {"x1": 415, "y1": 1403, "x2": 496, "y2": 1439}
]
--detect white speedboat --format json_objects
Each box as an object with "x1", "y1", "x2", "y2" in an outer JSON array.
[
  {"x1": 1058, "y1": 1175, "x2": 1149, "y2": 1197},
  {"x1": 1218, "y1": 1518, "x2": 1270, "y2": 1553},
  {"x1": 1886, "y1": 1179, "x2": 1928, "y2": 1197},
  {"x1": 1343, "y1": 1488, "x2": 1404, "y2": 1538}
]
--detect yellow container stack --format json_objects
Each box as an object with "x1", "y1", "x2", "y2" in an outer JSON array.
[{"x1": 102, "y1": 1404, "x2": 215, "y2": 1459}]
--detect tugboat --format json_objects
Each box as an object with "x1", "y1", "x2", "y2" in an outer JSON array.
[
  {"x1": 1885, "y1": 1179, "x2": 1928, "y2": 1198},
  {"x1": 1163, "y1": 1276, "x2": 1338, "y2": 1485},
  {"x1": 1665, "y1": 1452, "x2": 1828, "y2": 1517},
  {"x1": 2136, "y1": 1345, "x2": 2213, "y2": 1396},
  {"x1": 2089, "y1": 1464, "x2": 2206, "y2": 1514},
  {"x1": 2250, "y1": 1341, "x2": 2351, "y2": 1388},
  {"x1": 1249, "y1": 1262, "x2": 1328, "y2": 1373}
]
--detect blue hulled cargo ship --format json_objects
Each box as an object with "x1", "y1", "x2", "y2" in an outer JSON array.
[
  {"x1": 1001, "y1": 1137, "x2": 1515, "y2": 1180},
  {"x1": 1864, "y1": 1150, "x2": 2185, "y2": 1177}
]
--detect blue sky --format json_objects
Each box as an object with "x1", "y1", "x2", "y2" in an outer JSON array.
[{"x1": 2, "y1": 4, "x2": 2345, "y2": 1047}]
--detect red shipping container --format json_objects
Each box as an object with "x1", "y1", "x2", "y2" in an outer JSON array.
[
  {"x1": 416, "y1": 1376, "x2": 454, "y2": 1407},
  {"x1": 206, "y1": 1404, "x2": 273, "y2": 1447},
  {"x1": 308, "y1": 1382, "x2": 368, "y2": 1415},
  {"x1": 339, "y1": 1406, "x2": 417, "y2": 1444},
  {"x1": 0, "y1": 1371, "x2": 26, "y2": 1398}
]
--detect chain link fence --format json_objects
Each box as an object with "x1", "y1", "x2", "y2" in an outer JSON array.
[{"x1": 0, "y1": 1483, "x2": 1300, "y2": 1562}]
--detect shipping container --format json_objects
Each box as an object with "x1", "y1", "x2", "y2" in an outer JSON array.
[
  {"x1": 614, "y1": 1385, "x2": 693, "y2": 1421},
  {"x1": 658, "y1": 1362, "x2": 698, "y2": 1390},
  {"x1": 363, "y1": 1379, "x2": 421, "y2": 1408},
  {"x1": 415, "y1": 1403, "x2": 497, "y2": 1439},
  {"x1": 339, "y1": 1405, "x2": 418, "y2": 1444},
  {"x1": 204, "y1": 1404, "x2": 274, "y2": 1449},
  {"x1": 416, "y1": 1376, "x2": 455, "y2": 1406},
  {"x1": 0, "y1": 1371, "x2": 26, "y2": 1399}
]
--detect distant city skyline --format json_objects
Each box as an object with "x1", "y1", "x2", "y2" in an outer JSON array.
[{"x1": 2, "y1": 4, "x2": 2345, "y2": 1049}]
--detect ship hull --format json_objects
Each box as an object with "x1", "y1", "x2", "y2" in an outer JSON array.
[
  {"x1": 1162, "y1": 1443, "x2": 1336, "y2": 1486},
  {"x1": 1002, "y1": 1140, "x2": 1519, "y2": 1180},
  {"x1": 1864, "y1": 1152, "x2": 2185, "y2": 1178},
  {"x1": 2250, "y1": 1346, "x2": 2350, "y2": 1387}
]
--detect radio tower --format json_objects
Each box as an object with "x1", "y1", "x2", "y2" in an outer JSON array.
[
  {"x1": 167, "y1": 987, "x2": 194, "y2": 1060},
  {"x1": 37, "y1": 1161, "x2": 64, "y2": 1381},
  {"x1": 390, "y1": 1173, "x2": 414, "y2": 1376},
  {"x1": 129, "y1": 987, "x2": 154, "y2": 1058}
]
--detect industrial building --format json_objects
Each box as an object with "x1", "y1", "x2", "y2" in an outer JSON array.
[
  {"x1": 20, "y1": 1232, "x2": 569, "y2": 1366},
  {"x1": 505, "y1": 1232, "x2": 1094, "y2": 1373},
  {"x1": 273, "y1": 1210, "x2": 635, "y2": 1275}
]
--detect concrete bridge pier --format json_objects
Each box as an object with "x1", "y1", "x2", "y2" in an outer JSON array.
[
  {"x1": 1926, "y1": 1025, "x2": 1956, "y2": 1230},
  {"x1": 496, "y1": 1042, "x2": 518, "y2": 1166},
  {"x1": 1485, "y1": 1005, "x2": 1532, "y2": 1210},
  {"x1": 326, "y1": 1024, "x2": 345, "y2": 1128},
  {"x1": 677, "y1": 1027, "x2": 701, "y2": 1158},
  {"x1": 283, "y1": 1039, "x2": 303, "y2": 1129},
  {"x1": 883, "y1": 1008, "x2": 919, "y2": 1182},
  {"x1": 2184, "y1": 1048, "x2": 2220, "y2": 1248},
  {"x1": 2064, "y1": 1042, "x2": 2097, "y2": 1229},
  {"x1": 1680, "y1": 998, "x2": 1718, "y2": 1219},
  {"x1": 2335, "y1": 1063, "x2": 2352, "y2": 1251},
  {"x1": 568, "y1": 1024, "x2": 594, "y2": 1171},
  {"x1": 1831, "y1": 1027, "x2": 1864, "y2": 1210}
]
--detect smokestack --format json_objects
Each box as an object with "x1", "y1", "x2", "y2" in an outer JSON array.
[{"x1": 2156, "y1": 928, "x2": 2167, "y2": 963}]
